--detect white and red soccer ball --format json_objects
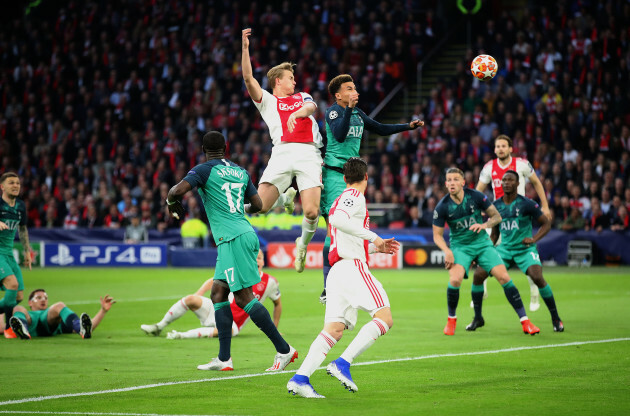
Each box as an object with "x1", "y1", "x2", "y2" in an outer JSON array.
[{"x1": 470, "y1": 54, "x2": 498, "y2": 81}]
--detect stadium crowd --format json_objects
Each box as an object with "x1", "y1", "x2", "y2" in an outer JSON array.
[{"x1": 1, "y1": 0, "x2": 629, "y2": 238}]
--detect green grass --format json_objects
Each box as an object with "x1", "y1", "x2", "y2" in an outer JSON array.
[{"x1": 2, "y1": 266, "x2": 629, "y2": 416}]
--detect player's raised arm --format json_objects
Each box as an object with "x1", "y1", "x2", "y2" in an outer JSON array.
[
  {"x1": 195, "y1": 278, "x2": 214, "y2": 296},
  {"x1": 241, "y1": 28, "x2": 263, "y2": 102},
  {"x1": 527, "y1": 171, "x2": 551, "y2": 220},
  {"x1": 92, "y1": 295, "x2": 115, "y2": 330}
]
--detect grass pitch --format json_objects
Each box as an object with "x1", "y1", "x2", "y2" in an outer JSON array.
[{"x1": 1, "y1": 266, "x2": 629, "y2": 416}]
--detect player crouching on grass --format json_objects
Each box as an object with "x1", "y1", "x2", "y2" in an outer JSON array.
[
  {"x1": 432, "y1": 168, "x2": 540, "y2": 336},
  {"x1": 10, "y1": 289, "x2": 115, "y2": 339},
  {"x1": 468, "y1": 170, "x2": 563, "y2": 333},
  {"x1": 287, "y1": 157, "x2": 400, "y2": 398},
  {"x1": 140, "y1": 249, "x2": 283, "y2": 340}
]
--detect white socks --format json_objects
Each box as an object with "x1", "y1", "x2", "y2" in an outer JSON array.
[
  {"x1": 157, "y1": 298, "x2": 189, "y2": 330},
  {"x1": 340, "y1": 318, "x2": 390, "y2": 364},
  {"x1": 527, "y1": 275, "x2": 540, "y2": 296},
  {"x1": 296, "y1": 331, "x2": 337, "y2": 378},
  {"x1": 299, "y1": 215, "x2": 319, "y2": 248},
  {"x1": 270, "y1": 193, "x2": 286, "y2": 210}
]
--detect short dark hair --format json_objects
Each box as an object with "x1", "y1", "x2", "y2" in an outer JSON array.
[
  {"x1": 202, "y1": 131, "x2": 226, "y2": 153},
  {"x1": 328, "y1": 74, "x2": 354, "y2": 96},
  {"x1": 0, "y1": 172, "x2": 18, "y2": 184},
  {"x1": 503, "y1": 170, "x2": 519, "y2": 181},
  {"x1": 446, "y1": 167, "x2": 465, "y2": 178},
  {"x1": 343, "y1": 157, "x2": 368, "y2": 184},
  {"x1": 29, "y1": 289, "x2": 46, "y2": 301},
  {"x1": 495, "y1": 134, "x2": 513, "y2": 147}
]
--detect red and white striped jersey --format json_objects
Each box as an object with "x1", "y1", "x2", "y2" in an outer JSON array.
[
  {"x1": 479, "y1": 156, "x2": 535, "y2": 199},
  {"x1": 328, "y1": 188, "x2": 377, "y2": 266},
  {"x1": 229, "y1": 272, "x2": 280, "y2": 330},
  {"x1": 253, "y1": 89, "x2": 323, "y2": 147}
]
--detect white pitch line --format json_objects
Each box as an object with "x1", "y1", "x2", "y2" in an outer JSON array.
[{"x1": 1, "y1": 337, "x2": 628, "y2": 407}]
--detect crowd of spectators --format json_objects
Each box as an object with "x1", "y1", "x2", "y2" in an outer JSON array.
[{"x1": 0, "y1": 0, "x2": 629, "y2": 237}]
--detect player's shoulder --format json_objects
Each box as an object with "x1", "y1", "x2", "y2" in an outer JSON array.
[
  {"x1": 466, "y1": 187, "x2": 489, "y2": 202},
  {"x1": 326, "y1": 103, "x2": 342, "y2": 119},
  {"x1": 482, "y1": 159, "x2": 494, "y2": 169},
  {"x1": 435, "y1": 194, "x2": 451, "y2": 210},
  {"x1": 338, "y1": 188, "x2": 364, "y2": 205},
  {"x1": 517, "y1": 194, "x2": 539, "y2": 208},
  {"x1": 264, "y1": 272, "x2": 279, "y2": 286}
]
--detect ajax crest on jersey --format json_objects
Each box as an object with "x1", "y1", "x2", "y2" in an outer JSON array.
[{"x1": 470, "y1": 54, "x2": 498, "y2": 81}]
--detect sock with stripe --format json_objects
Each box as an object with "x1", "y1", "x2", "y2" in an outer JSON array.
[
  {"x1": 157, "y1": 297, "x2": 189, "y2": 330},
  {"x1": 59, "y1": 306, "x2": 80, "y2": 333},
  {"x1": 322, "y1": 236, "x2": 331, "y2": 290},
  {"x1": 214, "y1": 301, "x2": 233, "y2": 362},
  {"x1": 270, "y1": 193, "x2": 287, "y2": 210},
  {"x1": 1, "y1": 289, "x2": 18, "y2": 326},
  {"x1": 299, "y1": 215, "x2": 319, "y2": 248},
  {"x1": 176, "y1": 327, "x2": 216, "y2": 339},
  {"x1": 502, "y1": 280, "x2": 527, "y2": 319},
  {"x1": 244, "y1": 298, "x2": 290, "y2": 354},
  {"x1": 296, "y1": 331, "x2": 337, "y2": 378},
  {"x1": 340, "y1": 318, "x2": 390, "y2": 364},
  {"x1": 539, "y1": 284, "x2": 561, "y2": 321},
  {"x1": 447, "y1": 284, "x2": 460, "y2": 317},
  {"x1": 471, "y1": 284, "x2": 485, "y2": 319}
]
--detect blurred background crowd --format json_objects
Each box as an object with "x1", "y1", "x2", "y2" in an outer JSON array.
[{"x1": 1, "y1": 0, "x2": 629, "y2": 242}]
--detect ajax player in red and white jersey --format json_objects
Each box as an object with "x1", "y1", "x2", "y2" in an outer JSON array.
[
  {"x1": 242, "y1": 28, "x2": 323, "y2": 274},
  {"x1": 476, "y1": 135, "x2": 550, "y2": 311},
  {"x1": 140, "y1": 250, "x2": 283, "y2": 339},
  {"x1": 287, "y1": 157, "x2": 400, "y2": 399}
]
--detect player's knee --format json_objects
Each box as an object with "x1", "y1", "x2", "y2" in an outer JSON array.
[
  {"x1": 184, "y1": 295, "x2": 200, "y2": 310},
  {"x1": 473, "y1": 268, "x2": 488, "y2": 285},
  {"x1": 50, "y1": 302, "x2": 66, "y2": 312},
  {"x1": 12, "y1": 305, "x2": 27, "y2": 314},
  {"x1": 2, "y1": 275, "x2": 18, "y2": 290},
  {"x1": 303, "y1": 207, "x2": 319, "y2": 220}
]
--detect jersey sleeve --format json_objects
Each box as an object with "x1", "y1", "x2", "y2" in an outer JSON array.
[
  {"x1": 300, "y1": 92, "x2": 317, "y2": 108},
  {"x1": 525, "y1": 197, "x2": 543, "y2": 219},
  {"x1": 356, "y1": 108, "x2": 410, "y2": 136},
  {"x1": 473, "y1": 189, "x2": 492, "y2": 210},
  {"x1": 333, "y1": 191, "x2": 365, "y2": 219},
  {"x1": 478, "y1": 162, "x2": 492, "y2": 184},
  {"x1": 182, "y1": 163, "x2": 211, "y2": 189},
  {"x1": 329, "y1": 192, "x2": 378, "y2": 242},
  {"x1": 432, "y1": 199, "x2": 448, "y2": 227},
  {"x1": 264, "y1": 274, "x2": 281, "y2": 302},
  {"x1": 245, "y1": 173, "x2": 257, "y2": 199},
  {"x1": 18, "y1": 201, "x2": 27, "y2": 226},
  {"x1": 253, "y1": 89, "x2": 272, "y2": 112},
  {"x1": 326, "y1": 105, "x2": 353, "y2": 142},
  {"x1": 517, "y1": 158, "x2": 535, "y2": 179}
]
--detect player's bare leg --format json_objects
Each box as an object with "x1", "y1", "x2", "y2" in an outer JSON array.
[
  {"x1": 295, "y1": 186, "x2": 321, "y2": 272},
  {"x1": 246, "y1": 183, "x2": 296, "y2": 214}
]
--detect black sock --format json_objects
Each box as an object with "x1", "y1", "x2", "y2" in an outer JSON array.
[
  {"x1": 471, "y1": 284, "x2": 485, "y2": 320},
  {"x1": 502, "y1": 280, "x2": 526, "y2": 319},
  {"x1": 214, "y1": 302, "x2": 233, "y2": 362},
  {"x1": 447, "y1": 286, "x2": 460, "y2": 317},
  {"x1": 244, "y1": 299, "x2": 289, "y2": 354},
  {"x1": 539, "y1": 285, "x2": 561, "y2": 321}
]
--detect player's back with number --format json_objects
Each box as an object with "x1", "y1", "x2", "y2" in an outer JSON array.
[{"x1": 183, "y1": 159, "x2": 257, "y2": 245}]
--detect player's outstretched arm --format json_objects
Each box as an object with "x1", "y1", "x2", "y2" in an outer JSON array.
[
  {"x1": 523, "y1": 213, "x2": 552, "y2": 245},
  {"x1": 92, "y1": 295, "x2": 115, "y2": 331},
  {"x1": 528, "y1": 171, "x2": 552, "y2": 220},
  {"x1": 241, "y1": 28, "x2": 262, "y2": 102},
  {"x1": 432, "y1": 225, "x2": 454, "y2": 269},
  {"x1": 357, "y1": 108, "x2": 423, "y2": 136},
  {"x1": 166, "y1": 180, "x2": 192, "y2": 220},
  {"x1": 370, "y1": 237, "x2": 400, "y2": 255},
  {"x1": 18, "y1": 224, "x2": 32, "y2": 270}
]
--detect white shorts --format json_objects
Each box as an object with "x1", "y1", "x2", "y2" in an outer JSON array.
[
  {"x1": 325, "y1": 259, "x2": 390, "y2": 331},
  {"x1": 259, "y1": 143, "x2": 323, "y2": 192}
]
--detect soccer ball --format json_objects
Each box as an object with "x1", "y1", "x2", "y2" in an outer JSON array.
[{"x1": 470, "y1": 55, "x2": 498, "y2": 81}]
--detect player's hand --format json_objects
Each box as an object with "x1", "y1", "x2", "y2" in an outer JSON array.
[
  {"x1": 168, "y1": 200, "x2": 186, "y2": 220},
  {"x1": 409, "y1": 120, "x2": 424, "y2": 129},
  {"x1": 287, "y1": 112, "x2": 298, "y2": 132},
  {"x1": 376, "y1": 237, "x2": 400, "y2": 255},
  {"x1": 242, "y1": 28, "x2": 251, "y2": 49},
  {"x1": 23, "y1": 250, "x2": 32, "y2": 270},
  {"x1": 100, "y1": 295, "x2": 116, "y2": 312},
  {"x1": 348, "y1": 93, "x2": 359, "y2": 108},
  {"x1": 522, "y1": 237, "x2": 535, "y2": 245},
  {"x1": 444, "y1": 250, "x2": 454, "y2": 270},
  {"x1": 469, "y1": 223, "x2": 486, "y2": 233},
  {"x1": 0, "y1": 221, "x2": 8, "y2": 231}
]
